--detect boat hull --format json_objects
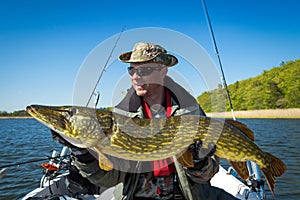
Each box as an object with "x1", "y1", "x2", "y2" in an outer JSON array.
[{"x1": 22, "y1": 165, "x2": 262, "y2": 200}]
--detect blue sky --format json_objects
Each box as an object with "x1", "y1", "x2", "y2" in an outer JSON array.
[{"x1": 1, "y1": 0, "x2": 299, "y2": 112}]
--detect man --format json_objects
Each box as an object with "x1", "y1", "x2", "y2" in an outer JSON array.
[{"x1": 67, "y1": 42, "x2": 238, "y2": 199}]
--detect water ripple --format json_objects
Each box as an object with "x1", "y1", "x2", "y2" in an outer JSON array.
[{"x1": 0, "y1": 118, "x2": 299, "y2": 199}]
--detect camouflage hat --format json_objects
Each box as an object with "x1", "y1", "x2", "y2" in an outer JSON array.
[{"x1": 119, "y1": 42, "x2": 178, "y2": 67}]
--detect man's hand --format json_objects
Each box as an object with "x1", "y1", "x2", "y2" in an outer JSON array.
[
  {"x1": 51, "y1": 130, "x2": 113, "y2": 170},
  {"x1": 51, "y1": 130, "x2": 95, "y2": 163},
  {"x1": 51, "y1": 130, "x2": 78, "y2": 149},
  {"x1": 188, "y1": 140, "x2": 216, "y2": 161}
]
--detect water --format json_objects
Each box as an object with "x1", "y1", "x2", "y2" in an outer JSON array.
[
  {"x1": 0, "y1": 119, "x2": 62, "y2": 199},
  {"x1": 0, "y1": 118, "x2": 299, "y2": 200},
  {"x1": 237, "y1": 118, "x2": 300, "y2": 199}
]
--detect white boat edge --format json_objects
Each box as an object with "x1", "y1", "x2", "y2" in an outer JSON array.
[
  {"x1": 211, "y1": 165, "x2": 261, "y2": 200},
  {"x1": 22, "y1": 164, "x2": 262, "y2": 200}
]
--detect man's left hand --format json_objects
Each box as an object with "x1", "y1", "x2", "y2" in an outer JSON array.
[{"x1": 188, "y1": 140, "x2": 216, "y2": 161}]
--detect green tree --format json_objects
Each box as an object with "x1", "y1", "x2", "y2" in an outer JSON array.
[{"x1": 197, "y1": 58, "x2": 300, "y2": 111}]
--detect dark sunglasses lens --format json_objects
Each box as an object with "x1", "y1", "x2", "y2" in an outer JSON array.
[
  {"x1": 127, "y1": 67, "x2": 154, "y2": 76},
  {"x1": 139, "y1": 67, "x2": 154, "y2": 76},
  {"x1": 127, "y1": 67, "x2": 135, "y2": 76}
]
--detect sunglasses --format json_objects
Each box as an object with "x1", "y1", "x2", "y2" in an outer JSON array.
[{"x1": 127, "y1": 66, "x2": 162, "y2": 76}]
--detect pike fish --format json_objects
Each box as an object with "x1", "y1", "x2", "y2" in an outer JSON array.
[{"x1": 26, "y1": 104, "x2": 286, "y2": 195}]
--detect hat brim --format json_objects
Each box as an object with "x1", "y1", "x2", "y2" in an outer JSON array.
[{"x1": 118, "y1": 51, "x2": 178, "y2": 67}]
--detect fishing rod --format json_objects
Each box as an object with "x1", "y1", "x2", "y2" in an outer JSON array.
[
  {"x1": 94, "y1": 91, "x2": 100, "y2": 108},
  {"x1": 201, "y1": 2, "x2": 266, "y2": 199},
  {"x1": 201, "y1": 0, "x2": 236, "y2": 120},
  {"x1": 86, "y1": 26, "x2": 125, "y2": 107},
  {"x1": 0, "y1": 154, "x2": 70, "y2": 169}
]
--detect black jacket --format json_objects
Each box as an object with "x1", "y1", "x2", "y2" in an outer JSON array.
[{"x1": 73, "y1": 76, "x2": 219, "y2": 200}]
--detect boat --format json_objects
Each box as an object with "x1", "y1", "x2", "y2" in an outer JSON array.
[{"x1": 22, "y1": 146, "x2": 265, "y2": 200}]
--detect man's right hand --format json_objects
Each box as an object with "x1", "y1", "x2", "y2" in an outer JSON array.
[
  {"x1": 51, "y1": 130, "x2": 95, "y2": 164},
  {"x1": 51, "y1": 129, "x2": 113, "y2": 170},
  {"x1": 51, "y1": 130, "x2": 77, "y2": 148}
]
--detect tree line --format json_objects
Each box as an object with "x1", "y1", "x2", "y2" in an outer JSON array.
[
  {"x1": 0, "y1": 110, "x2": 30, "y2": 117},
  {"x1": 0, "y1": 107, "x2": 113, "y2": 117},
  {"x1": 2, "y1": 59, "x2": 299, "y2": 115},
  {"x1": 197, "y1": 59, "x2": 300, "y2": 112}
]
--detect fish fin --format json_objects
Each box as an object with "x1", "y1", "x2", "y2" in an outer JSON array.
[
  {"x1": 177, "y1": 150, "x2": 194, "y2": 168},
  {"x1": 93, "y1": 148, "x2": 114, "y2": 171},
  {"x1": 229, "y1": 161, "x2": 249, "y2": 180},
  {"x1": 225, "y1": 119, "x2": 255, "y2": 141},
  {"x1": 262, "y1": 152, "x2": 287, "y2": 196}
]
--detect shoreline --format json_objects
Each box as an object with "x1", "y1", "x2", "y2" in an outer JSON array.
[
  {"x1": 0, "y1": 116, "x2": 32, "y2": 119},
  {"x1": 1, "y1": 108, "x2": 300, "y2": 119},
  {"x1": 207, "y1": 108, "x2": 300, "y2": 118}
]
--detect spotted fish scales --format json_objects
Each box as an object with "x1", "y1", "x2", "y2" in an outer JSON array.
[{"x1": 26, "y1": 104, "x2": 286, "y2": 195}]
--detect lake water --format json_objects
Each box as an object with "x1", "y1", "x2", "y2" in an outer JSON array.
[{"x1": 0, "y1": 118, "x2": 299, "y2": 199}]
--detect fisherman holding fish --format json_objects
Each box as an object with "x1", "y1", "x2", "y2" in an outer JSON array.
[
  {"x1": 54, "y1": 42, "x2": 238, "y2": 200},
  {"x1": 27, "y1": 41, "x2": 286, "y2": 199}
]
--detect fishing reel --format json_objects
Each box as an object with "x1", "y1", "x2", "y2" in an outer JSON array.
[
  {"x1": 246, "y1": 161, "x2": 266, "y2": 200},
  {"x1": 40, "y1": 146, "x2": 70, "y2": 188},
  {"x1": 247, "y1": 176, "x2": 265, "y2": 192}
]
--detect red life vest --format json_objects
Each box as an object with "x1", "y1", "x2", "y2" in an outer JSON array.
[{"x1": 141, "y1": 88, "x2": 175, "y2": 176}]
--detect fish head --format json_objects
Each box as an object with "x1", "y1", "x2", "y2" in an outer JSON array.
[{"x1": 26, "y1": 105, "x2": 106, "y2": 148}]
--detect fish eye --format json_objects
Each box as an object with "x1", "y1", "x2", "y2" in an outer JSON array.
[
  {"x1": 64, "y1": 108, "x2": 76, "y2": 117},
  {"x1": 70, "y1": 108, "x2": 77, "y2": 116}
]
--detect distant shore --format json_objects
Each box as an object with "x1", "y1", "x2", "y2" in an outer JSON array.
[
  {"x1": 207, "y1": 108, "x2": 300, "y2": 118},
  {"x1": 0, "y1": 116, "x2": 32, "y2": 119},
  {"x1": 1, "y1": 108, "x2": 300, "y2": 119}
]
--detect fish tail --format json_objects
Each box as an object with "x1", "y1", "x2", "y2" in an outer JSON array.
[{"x1": 262, "y1": 152, "x2": 286, "y2": 196}]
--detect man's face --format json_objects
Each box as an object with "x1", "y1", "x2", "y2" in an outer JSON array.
[{"x1": 128, "y1": 62, "x2": 168, "y2": 97}]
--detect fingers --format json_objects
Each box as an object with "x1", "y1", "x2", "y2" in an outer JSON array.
[
  {"x1": 189, "y1": 139, "x2": 216, "y2": 160},
  {"x1": 198, "y1": 142, "x2": 216, "y2": 159},
  {"x1": 195, "y1": 139, "x2": 203, "y2": 150},
  {"x1": 207, "y1": 142, "x2": 216, "y2": 157}
]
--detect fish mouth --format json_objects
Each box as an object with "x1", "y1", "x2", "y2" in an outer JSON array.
[
  {"x1": 26, "y1": 105, "x2": 87, "y2": 148},
  {"x1": 26, "y1": 105, "x2": 72, "y2": 135},
  {"x1": 26, "y1": 105, "x2": 35, "y2": 115},
  {"x1": 26, "y1": 106, "x2": 31, "y2": 112},
  {"x1": 26, "y1": 105, "x2": 43, "y2": 121}
]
